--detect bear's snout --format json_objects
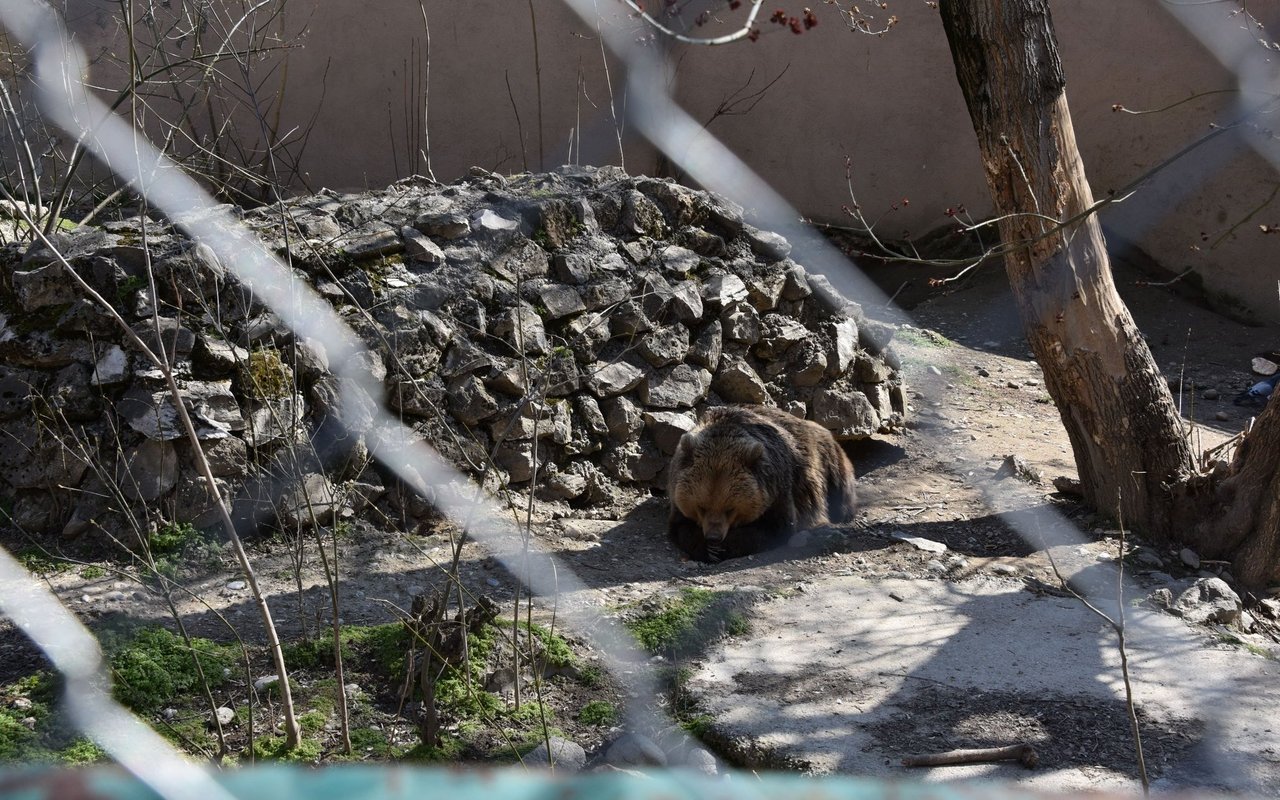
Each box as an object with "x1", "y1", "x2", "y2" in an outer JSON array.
[{"x1": 701, "y1": 514, "x2": 731, "y2": 543}]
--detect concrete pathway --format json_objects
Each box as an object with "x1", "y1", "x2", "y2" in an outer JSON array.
[{"x1": 686, "y1": 575, "x2": 1280, "y2": 794}]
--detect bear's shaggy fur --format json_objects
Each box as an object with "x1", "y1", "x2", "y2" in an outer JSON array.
[{"x1": 667, "y1": 405, "x2": 857, "y2": 562}]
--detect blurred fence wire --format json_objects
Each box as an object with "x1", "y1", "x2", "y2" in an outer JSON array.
[
  {"x1": 0, "y1": 0, "x2": 1276, "y2": 796},
  {"x1": 0, "y1": 1, "x2": 663, "y2": 793}
]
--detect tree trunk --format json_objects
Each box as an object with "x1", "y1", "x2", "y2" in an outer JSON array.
[
  {"x1": 936, "y1": 0, "x2": 1280, "y2": 588},
  {"x1": 1190, "y1": 396, "x2": 1280, "y2": 587}
]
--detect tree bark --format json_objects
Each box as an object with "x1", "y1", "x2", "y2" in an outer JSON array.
[
  {"x1": 1191, "y1": 397, "x2": 1280, "y2": 587},
  {"x1": 936, "y1": 0, "x2": 1280, "y2": 588}
]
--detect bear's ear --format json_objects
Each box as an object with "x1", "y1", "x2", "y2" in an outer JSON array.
[
  {"x1": 741, "y1": 439, "x2": 766, "y2": 465},
  {"x1": 675, "y1": 431, "x2": 698, "y2": 461}
]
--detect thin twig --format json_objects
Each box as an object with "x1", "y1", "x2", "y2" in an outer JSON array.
[
  {"x1": 1037, "y1": 498, "x2": 1149, "y2": 794},
  {"x1": 1133, "y1": 267, "x2": 1196, "y2": 288},
  {"x1": 505, "y1": 70, "x2": 529, "y2": 172},
  {"x1": 416, "y1": 0, "x2": 436, "y2": 181},
  {"x1": 704, "y1": 64, "x2": 790, "y2": 126},
  {"x1": 1116, "y1": 500, "x2": 1150, "y2": 795},
  {"x1": 0, "y1": 183, "x2": 304, "y2": 750},
  {"x1": 590, "y1": 0, "x2": 625, "y2": 170},
  {"x1": 903, "y1": 743, "x2": 1039, "y2": 769},
  {"x1": 832, "y1": 94, "x2": 1262, "y2": 281},
  {"x1": 1209, "y1": 181, "x2": 1280, "y2": 249},
  {"x1": 618, "y1": 0, "x2": 765, "y2": 46},
  {"x1": 527, "y1": 0, "x2": 545, "y2": 171}
]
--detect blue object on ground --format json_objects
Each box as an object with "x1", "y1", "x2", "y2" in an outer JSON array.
[{"x1": 1234, "y1": 373, "x2": 1280, "y2": 407}]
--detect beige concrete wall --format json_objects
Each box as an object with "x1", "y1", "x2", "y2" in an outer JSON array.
[{"x1": 54, "y1": 0, "x2": 1280, "y2": 323}]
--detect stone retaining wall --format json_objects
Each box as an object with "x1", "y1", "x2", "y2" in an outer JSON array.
[{"x1": 0, "y1": 166, "x2": 904, "y2": 539}]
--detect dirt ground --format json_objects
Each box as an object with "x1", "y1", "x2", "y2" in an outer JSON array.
[{"x1": 4, "y1": 244, "x2": 1280, "y2": 782}]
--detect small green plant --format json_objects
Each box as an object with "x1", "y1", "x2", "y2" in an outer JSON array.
[
  {"x1": 0, "y1": 672, "x2": 106, "y2": 765},
  {"x1": 576, "y1": 665, "x2": 605, "y2": 688},
  {"x1": 15, "y1": 549, "x2": 65, "y2": 575},
  {"x1": 400, "y1": 737, "x2": 465, "y2": 763},
  {"x1": 251, "y1": 735, "x2": 323, "y2": 763},
  {"x1": 149, "y1": 522, "x2": 198, "y2": 556},
  {"x1": 507, "y1": 699, "x2": 551, "y2": 725},
  {"x1": 895, "y1": 327, "x2": 953, "y2": 348},
  {"x1": 280, "y1": 639, "x2": 325, "y2": 671},
  {"x1": 626, "y1": 588, "x2": 717, "y2": 654},
  {"x1": 522, "y1": 622, "x2": 575, "y2": 669},
  {"x1": 347, "y1": 727, "x2": 393, "y2": 757},
  {"x1": 237, "y1": 349, "x2": 294, "y2": 400},
  {"x1": 0, "y1": 708, "x2": 39, "y2": 761},
  {"x1": 115, "y1": 274, "x2": 146, "y2": 302},
  {"x1": 58, "y1": 738, "x2": 107, "y2": 765},
  {"x1": 78, "y1": 565, "x2": 107, "y2": 580},
  {"x1": 410, "y1": 620, "x2": 579, "y2": 755},
  {"x1": 105, "y1": 626, "x2": 237, "y2": 713},
  {"x1": 1217, "y1": 632, "x2": 1275, "y2": 659},
  {"x1": 681, "y1": 714, "x2": 714, "y2": 738},
  {"x1": 433, "y1": 629, "x2": 504, "y2": 721},
  {"x1": 284, "y1": 623, "x2": 408, "y2": 674},
  {"x1": 626, "y1": 589, "x2": 755, "y2": 657},
  {"x1": 362, "y1": 254, "x2": 404, "y2": 294},
  {"x1": 577, "y1": 700, "x2": 617, "y2": 726},
  {"x1": 668, "y1": 664, "x2": 710, "y2": 725},
  {"x1": 298, "y1": 679, "x2": 338, "y2": 716},
  {"x1": 940, "y1": 363, "x2": 977, "y2": 387},
  {"x1": 298, "y1": 709, "x2": 329, "y2": 735},
  {"x1": 145, "y1": 522, "x2": 220, "y2": 580},
  {"x1": 725, "y1": 612, "x2": 751, "y2": 637}
]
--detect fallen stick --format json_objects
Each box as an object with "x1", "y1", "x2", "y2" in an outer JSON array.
[{"x1": 902, "y1": 743, "x2": 1039, "y2": 769}]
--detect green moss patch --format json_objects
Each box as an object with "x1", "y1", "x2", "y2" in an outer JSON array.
[
  {"x1": 2, "y1": 605, "x2": 615, "y2": 767},
  {"x1": 142, "y1": 523, "x2": 226, "y2": 581},
  {"x1": 105, "y1": 626, "x2": 239, "y2": 713},
  {"x1": 626, "y1": 588, "x2": 752, "y2": 657},
  {"x1": 251, "y1": 735, "x2": 323, "y2": 763},
  {"x1": 282, "y1": 623, "x2": 408, "y2": 674},
  {"x1": 895, "y1": 326, "x2": 954, "y2": 348},
  {"x1": 0, "y1": 672, "x2": 107, "y2": 765},
  {"x1": 577, "y1": 700, "x2": 616, "y2": 726},
  {"x1": 15, "y1": 548, "x2": 68, "y2": 576},
  {"x1": 237, "y1": 349, "x2": 294, "y2": 400},
  {"x1": 149, "y1": 522, "x2": 199, "y2": 556}
]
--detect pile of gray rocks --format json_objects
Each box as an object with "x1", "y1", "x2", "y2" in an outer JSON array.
[{"x1": 0, "y1": 166, "x2": 904, "y2": 540}]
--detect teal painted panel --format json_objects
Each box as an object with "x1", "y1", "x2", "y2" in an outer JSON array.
[{"x1": 0, "y1": 766, "x2": 1041, "y2": 800}]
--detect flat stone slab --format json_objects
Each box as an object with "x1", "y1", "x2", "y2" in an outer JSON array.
[{"x1": 686, "y1": 575, "x2": 1280, "y2": 794}]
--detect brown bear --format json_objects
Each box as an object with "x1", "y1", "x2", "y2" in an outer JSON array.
[{"x1": 667, "y1": 404, "x2": 857, "y2": 562}]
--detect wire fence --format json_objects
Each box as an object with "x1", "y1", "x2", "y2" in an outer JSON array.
[{"x1": 0, "y1": 0, "x2": 1277, "y2": 796}]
